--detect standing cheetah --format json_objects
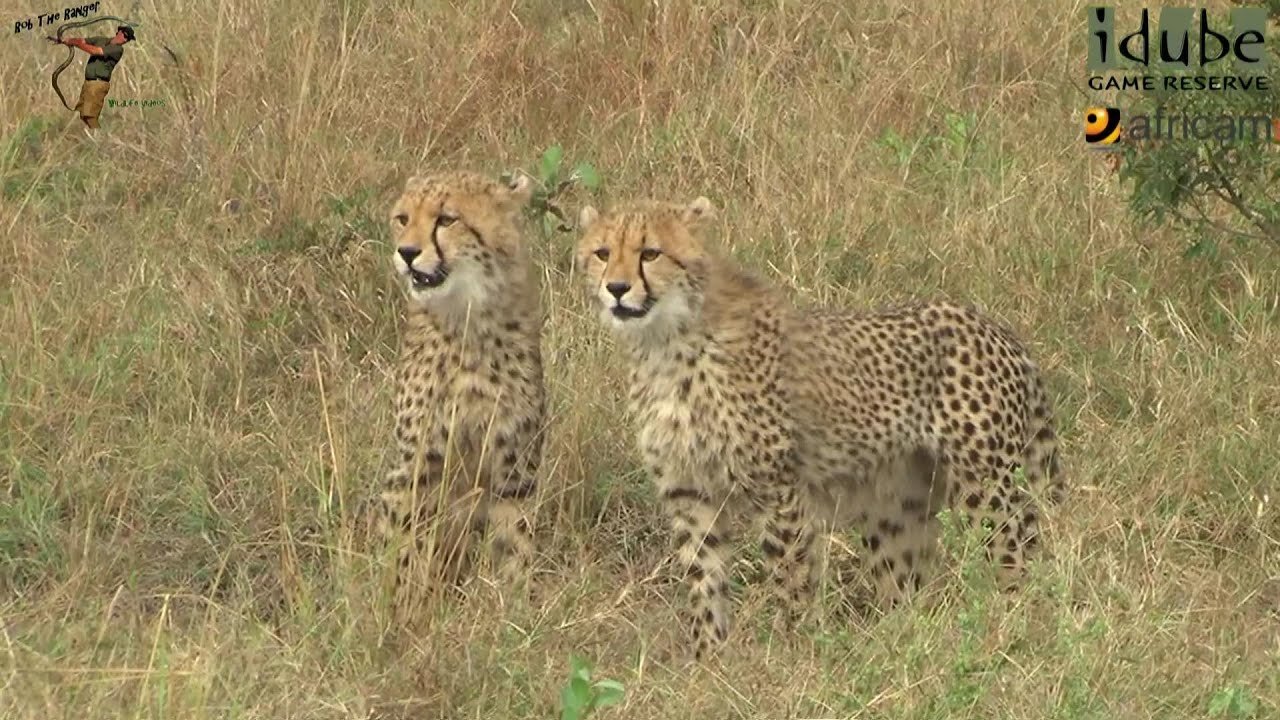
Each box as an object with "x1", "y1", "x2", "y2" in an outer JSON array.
[
  {"x1": 574, "y1": 197, "x2": 1064, "y2": 661},
  {"x1": 374, "y1": 171, "x2": 546, "y2": 620}
]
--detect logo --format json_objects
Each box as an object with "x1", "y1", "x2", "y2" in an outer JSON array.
[
  {"x1": 1086, "y1": 6, "x2": 1270, "y2": 92},
  {"x1": 1085, "y1": 107, "x2": 1122, "y2": 147},
  {"x1": 1127, "y1": 110, "x2": 1277, "y2": 144},
  {"x1": 1085, "y1": 107, "x2": 1279, "y2": 146}
]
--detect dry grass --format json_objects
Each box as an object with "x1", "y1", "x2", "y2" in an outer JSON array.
[{"x1": 2, "y1": 0, "x2": 1278, "y2": 717}]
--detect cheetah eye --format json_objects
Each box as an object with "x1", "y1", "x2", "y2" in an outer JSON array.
[
  {"x1": 640, "y1": 247, "x2": 662, "y2": 262},
  {"x1": 594, "y1": 248, "x2": 610, "y2": 261},
  {"x1": 393, "y1": 213, "x2": 409, "y2": 227},
  {"x1": 437, "y1": 214, "x2": 458, "y2": 228}
]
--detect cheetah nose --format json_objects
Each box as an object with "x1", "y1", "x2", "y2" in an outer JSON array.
[
  {"x1": 606, "y1": 281, "x2": 631, "y2": 299},
  {"x1": 398, "y1": 246, "x2": 422, "y2": 265}
]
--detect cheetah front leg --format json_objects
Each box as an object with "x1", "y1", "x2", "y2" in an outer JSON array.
[
  {"x1": 860, "y1": 448, "x2": 946, "y2": 610},
  {"x1": 377, "y1": 462, "x2": 464, "y2": 625},
  {"x1": 485, "y1": 433, "x2": 541, "y2": 593},
  {"x1": 657, "y1": 473, "x2": 735, "y2": 662},
  {"x1": 372, "y1": 468, "x2": 419, "y2": 624},
  {"x1": 861, "y1": 506, "x2": 937, "y2": 609},
  {"x1": 948, "y1": 456, "x2": 1040, "y2": 592},
  {"x1": 759, "y1": 484, "x2": 818, "y2": 633}
]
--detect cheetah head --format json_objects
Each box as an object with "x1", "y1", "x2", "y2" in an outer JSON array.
[
  {"x1": 389, "y1": 171, "x2": 534, "y2": 311},
  {"x1": 575, "y1": 196, "x2": 716, "y2": 335}
]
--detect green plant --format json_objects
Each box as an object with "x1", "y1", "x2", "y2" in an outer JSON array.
[
  {"x1": 1115, "y1": 6, "x2": 1280, "y2": 255},
  {"x1": 875, "y1": 110, "x2": 988, "y2": 187},
  {"x1": 507, "y1": 145, "x2": 602, "y2": 235},
  {"x1": 1208, "y1": 686, "x2": 1259, "y2": 719},
  {"x1": 924, "y1": 508, "x2": 1005, "y2": 714},
  {"x1": 244, "y1": 187, "x2": 382, "y2": 256},
  {"x1": 0, "y1": 116, "x2": 56, "y2": 168},
  {"x1": 558, "y1": 654, "x2": 624, "y2": 720}
]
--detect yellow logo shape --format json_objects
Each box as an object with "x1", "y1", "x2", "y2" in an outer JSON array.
[{"x1": 1084, "y1": 107, "x2": 1121, "y2": 146}]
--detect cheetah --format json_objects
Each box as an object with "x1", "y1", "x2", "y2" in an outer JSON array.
[
  {"x1": 574, "y1": 196, "x2": 1064, "y2": 661},
  {"x1": 374, "y1": 171, "x2": 546, "y2": 621}
]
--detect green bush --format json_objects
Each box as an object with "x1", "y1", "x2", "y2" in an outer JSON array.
[{"x1": 1115, "y1": 3, "x2": 1280, "y2": 256}]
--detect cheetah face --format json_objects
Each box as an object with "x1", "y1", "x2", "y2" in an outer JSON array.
[
  {"x1": 575, "y1": 197, "x2": 715, "y2": 335},
  {"x1": 389, "y1": 172, "x2": 533, "y2": 310}
]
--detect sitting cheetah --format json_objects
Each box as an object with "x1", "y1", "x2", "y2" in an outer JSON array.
[
  {"x1": 374, "y1": 171, "x2": 546, "y2": 620},
  {"x1": 574, "y1": 197, "x2": 1064, "y2": 661}
]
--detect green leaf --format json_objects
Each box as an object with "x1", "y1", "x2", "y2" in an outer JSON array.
[
  {"x1": 1208, "y1": 690, "x2": 1232, "y2": 716},
  {"x1": 540, "y1": 145, "x2": 565, "y2": 185},
  {"x1": 573, "y1": 162, "x2": 602, "y2": 191},
  {"x1": 560, "y1": 685, "x2": 584, "y2": 720},
  {"x1": 1182, "y1": 237, "x2": 1216, "y2": 260},
  {"x1": 1208, "y1": 687, "x2": 1259, "y2": 719},
  {"x1": 592, "y1": 679, "x2": 625, "y2": 709},
  {"x1": 570, "y1": 676, "x2": 591, "y2": 704}
]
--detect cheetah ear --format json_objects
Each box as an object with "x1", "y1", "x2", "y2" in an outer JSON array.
[
  {"x1": 578, "y1": 205, "x2": 600, "y2": 232},
  {"x1": 682, "y1": 196, "x2": 716, "y2": 226},
  {"x1": 504, "y1": 172, "x2": 534, "y2": 205}
]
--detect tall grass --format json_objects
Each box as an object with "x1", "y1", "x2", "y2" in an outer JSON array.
[{"x1": 1, "y1": 0, "x2": 1277, "y2": 718}]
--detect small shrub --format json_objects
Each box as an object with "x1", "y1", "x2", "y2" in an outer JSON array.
[{"x1": 558, "y1": 654, "x2": 625, "y2": 720}]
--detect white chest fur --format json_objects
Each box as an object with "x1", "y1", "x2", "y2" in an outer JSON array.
[{"x1": 627, "y1": 342, "x2": 740, "y2": 492}]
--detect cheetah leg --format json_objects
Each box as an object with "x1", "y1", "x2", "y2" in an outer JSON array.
[
  {"x1": 485, "y1": 435, "x2": 541, "y2": 593},
  {"x1": 950, "y1": 460, "x2": 1042, "y2": 591},
  {"x1": 984, "y1": 482, "x2": 1041, "y2": 591},
  {"x1": 862, "y1": 448, "x2": 946, "y2": 610},
  {"x1": 988, "y1": 434, "x2": 1065, "y2": 591},
  {"x1": 949, "y1": 382, "x2": 1065, "y2": 591},
  {"x1": 660, "y1": 479, "x2": 734, "y2": 662},
  {"x1": 485, "y1": 489, "x2": 536, "y2": 591},
  {"x1": 378, "y1": 482, "x2": 472, "y2": 626},
  {"x1": 760, "y1": 485, "x2": 818, "y2": 633},
  {"x1": 1013, "y1": 402, "x2": 1066, "y2": 567},
  {"x1": 862, "y1": 507, "x2": 938, "y2": 609},
  {"x1": 372, "y1": 468, "x2": 423, "y2": 625}
]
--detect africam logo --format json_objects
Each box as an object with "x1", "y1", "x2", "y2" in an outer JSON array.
[
  {"x1": 1085, "y1": 106, "x2": 1280, "y2": 146},
  {"x1": 1084, "y1": 107, "x2": 1123, "y2": 147}
]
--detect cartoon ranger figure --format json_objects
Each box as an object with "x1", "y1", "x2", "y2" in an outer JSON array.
[{"x1": 46, "y1": 25, "x2": 136, "y2": 129}]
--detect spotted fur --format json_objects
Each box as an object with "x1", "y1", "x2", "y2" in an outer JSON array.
[
  {"x1": 374, "y1": 171, "x2": 545, "y2": 622},
  {"x1": 575, "y1": 197, "x2": 1064, "y2": 661}
]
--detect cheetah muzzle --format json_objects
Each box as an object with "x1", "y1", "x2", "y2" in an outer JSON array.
[
  {"x1": 396, "y1": 246, "x2": 450, "y2": 291},
  {"x1": 408, "y1": 264, "x2": 449, "y2": 290},
  {"x1": 611, "y1": 299, "x2": 654, "y2": 320}
]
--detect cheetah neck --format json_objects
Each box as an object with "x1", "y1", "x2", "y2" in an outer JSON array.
[
  {"x1": 621, "y1": 258, "x2": 785, "y2": 378},
  {"x1": 406, "y1": 300, "x2": 537, "y2": 345},
  {"x1": 403, "y1": 295, "x2": 541, "y2": 363}
]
